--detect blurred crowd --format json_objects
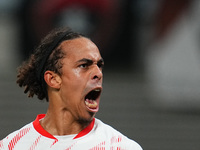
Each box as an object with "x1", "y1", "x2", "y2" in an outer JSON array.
[{"x1": 0, "y1": 0, "x2": 192, "y2": 71}]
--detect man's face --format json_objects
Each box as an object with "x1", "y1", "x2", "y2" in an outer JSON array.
[{"x1": 59, "y1": 37, "x2": 104, "y2": 122}]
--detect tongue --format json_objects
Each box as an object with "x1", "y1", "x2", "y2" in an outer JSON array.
[{"x1": 85, "y1": 99, "x2": 97, "y2": 109}]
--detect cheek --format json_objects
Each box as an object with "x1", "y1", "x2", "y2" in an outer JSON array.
[
  {"x1": 62, "y1": 67, "x2": 81, "y2": 82},
  {"x1": 62, "y1": 69, "x2": 85, "y2": 91},
  {"x1": 73, "y1": 68, "x2": 82, "y2": 78},
  {"x1": 61, "y1": 67, "x2": 90, "y2": 95}
]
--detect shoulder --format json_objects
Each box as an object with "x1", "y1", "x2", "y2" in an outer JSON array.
[
  {"x1": 94, "y1": 118, "x2": 143, "y2": 150},
  {"x1": 0, "y1": 122, "x2": 34, "y2": 149}
]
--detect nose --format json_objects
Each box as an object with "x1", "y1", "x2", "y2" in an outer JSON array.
[{"x1": 92, "y1": 65, "x2": 103, "y2": 80}]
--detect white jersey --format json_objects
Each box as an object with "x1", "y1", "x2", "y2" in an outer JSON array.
[{"x1": 0, "y1": 114, "x2": 142, "y2": 150}]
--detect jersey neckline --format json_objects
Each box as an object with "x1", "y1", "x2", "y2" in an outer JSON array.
[{"x1": 32, "y1": 114, "x2": 95, "y2": 140}]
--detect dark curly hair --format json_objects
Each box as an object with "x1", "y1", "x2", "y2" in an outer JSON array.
[{"x1": 16, "y1": 27, "x2": 83, "y2": 101}]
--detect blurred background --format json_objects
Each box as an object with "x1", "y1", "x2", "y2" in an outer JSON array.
[{"x1": 0, "y1": 0, "x2": 200, "y2": 149}]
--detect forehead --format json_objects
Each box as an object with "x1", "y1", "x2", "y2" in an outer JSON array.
[{"x1": 60, "y1": 37, "x2": 101, "y2": 61}]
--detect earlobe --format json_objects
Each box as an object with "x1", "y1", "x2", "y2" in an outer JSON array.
[{"x1": 44, "y1": 71, "x2": 61, "y2": 89}]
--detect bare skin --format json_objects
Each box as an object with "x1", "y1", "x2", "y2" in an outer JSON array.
[{"x1": 40, "y1": 37, "x2": 104, "y2": 136}]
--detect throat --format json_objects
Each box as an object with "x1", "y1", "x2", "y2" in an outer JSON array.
[{"x1": 40, "y1": 112, "x2": 87, "y2": 136}]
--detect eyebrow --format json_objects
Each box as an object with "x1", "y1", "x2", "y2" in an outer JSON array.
[{"x1": 77, "y1": 58, "x2": 104, "y2": 65}]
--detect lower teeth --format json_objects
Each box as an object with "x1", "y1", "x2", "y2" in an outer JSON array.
[{"x1": 85, "y1": 101, "x2": 97, "y2": 109}]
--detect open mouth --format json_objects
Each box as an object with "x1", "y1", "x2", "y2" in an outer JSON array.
[{"x1": 84, "y1": 88, "x2": 101, "y2": 111}]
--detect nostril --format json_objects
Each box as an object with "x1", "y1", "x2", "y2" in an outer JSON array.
[{"x1": 93, "y1": 74, "x2": 102, "y2": 80}]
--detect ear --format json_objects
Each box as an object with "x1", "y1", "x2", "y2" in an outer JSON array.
[{"x1": 44, "y1": 71, "x2": 61, "y2": 89}]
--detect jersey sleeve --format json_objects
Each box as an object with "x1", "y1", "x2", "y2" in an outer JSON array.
[
  {"x1": 117, "y1": 136, "x2": 143, "y2": 150},
  {"x1": 0, "y1": 137, "x2": 8, "y2": 150},
  {"x1": 126, "y1": 138, "x2": 143, "y2": 150}
]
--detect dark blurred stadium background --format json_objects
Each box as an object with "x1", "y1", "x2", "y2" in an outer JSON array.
[{"x1": 0, "y1": 0, "x2": 200, "y2": 150}]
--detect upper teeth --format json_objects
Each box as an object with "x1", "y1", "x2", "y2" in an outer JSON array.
[{"x1": 94, "y1": 89, "x2": 100, "y2": 92}]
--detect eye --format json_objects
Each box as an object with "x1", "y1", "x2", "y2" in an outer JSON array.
[
  {"x1": 97, "y1": 62, "x2": 104, "y2": 70},
  {"x1": 79, "y1": 64, "x2": 88, "y2": 68}
]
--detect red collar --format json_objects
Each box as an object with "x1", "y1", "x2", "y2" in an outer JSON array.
[{"x1": 33, "y1": 114, "x2": 95, "y2": 140}]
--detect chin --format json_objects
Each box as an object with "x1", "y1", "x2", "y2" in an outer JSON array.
[{"x1": 78, "y1": 112, "x2": 96, "y2": 125}]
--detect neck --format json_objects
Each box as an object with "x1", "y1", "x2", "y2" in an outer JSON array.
[{"x1": 40, "y1": 105, "x2": 89, "y2": 136}]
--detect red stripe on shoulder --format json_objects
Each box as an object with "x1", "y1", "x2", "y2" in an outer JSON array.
[
  {"x1": 33, "y1": 114, "x2": 57, "y2": 140},
  {"x1": 8, "y1": 127, "x2": 31, "y2": 150},
  {"x1": 0, "y1": 140, "x2": 4, "y2": 149}
]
